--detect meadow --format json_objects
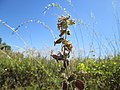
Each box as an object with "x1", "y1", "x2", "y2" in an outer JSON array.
[
  {"x1": 0, "y1": 1, "x2": 120, "y2": 90},
  {"x1": 0, "y1": 50, "x2": 120, "y2": 90}
]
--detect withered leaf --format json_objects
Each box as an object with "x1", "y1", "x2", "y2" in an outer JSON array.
[
  {"x1": 75, "y1": 80, "x2": 84, "y2": 90},
  {"x1": 54, "y1": 38, "x2": 64, "y2": 46},
  {"x1": 59, "y1": 30, "x2": 66, "y2": 37},
  {"x1": 67, "y1": 44, "x2": 73, "y2": 52},
  {"x1": 62, "y1": 81, "x2": 68, "y2": 90},
  {"x1": 51, "y1": 54, "x2": 64, "y2": 62},
  {"x1": 62, "y1": 40, "x2": 70, "y2": 45},
  {"x1": 62, "y1": 40, "x2": 73, "y2": 52}
]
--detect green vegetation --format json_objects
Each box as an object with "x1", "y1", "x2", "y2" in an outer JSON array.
[
  {"x1": 0, "y1": 36, "x2": 119, "y2": 90},
  {"x1": 0, "y1": 36, "x2": 120, "y2": 89},
  {"x1": 0, "y1": 52, "x2": 120, "y2": 90}
]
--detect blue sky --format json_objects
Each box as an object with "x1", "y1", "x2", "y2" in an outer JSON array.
[{"x1": 0, "y1": 0, "x2": 120, "y2": 57}]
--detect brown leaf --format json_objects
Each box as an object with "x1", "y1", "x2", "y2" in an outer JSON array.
[
  {"x1": 54, "y1": 38, "x2": 64, "y2": 46},
  {"x1": 63, "y1": 40, "x2": 73, "y2": 52},
  {"x1": 67, "y1": 44, "x2": 73, "y2": 52},
  {"x1": 62, "y1": 81, "x2": 68, "y2": 90},
  {"x1": 62, "y1": 40, "x2": 70, "y2": 45},
  {"x1": 75, "y1": 80, "x2": 84, "y2": 90},
  {"x1": 59, "y1": 30, "x2": 66, "y2": 37},
  {"x1": 51, "y1": 54, "x2": 64, "y2": 62}
]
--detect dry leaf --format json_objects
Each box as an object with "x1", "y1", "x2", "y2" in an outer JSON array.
[
  {"x1": 67, "y1": 44, "x2": 73, "y2": 52},
  {"x1": 62, "y1": 40, "x2": 73, "y2": 52},
  {"x1": 75, "y1": 80, "x2": 84, "y2": 90},
  {"x1": 62, "y1": 81, "x2": 68, "y2": 90},
  {"x1": 59, "y1": 30, "x2": 66, "y2": 37},
  {"x1": 54, "y1": 38, "x2": 64, "y2": 46},
  {"x1": 62, "y1": 40, "x2": 70, "y2": 45},
  {"x1": 51, "y1": 54, "x2": 64, "y2": 62}
]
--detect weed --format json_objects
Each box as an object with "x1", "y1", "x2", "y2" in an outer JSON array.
[{"x1": 51, "y1": 15, "x2": 84, "y2": 90}]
